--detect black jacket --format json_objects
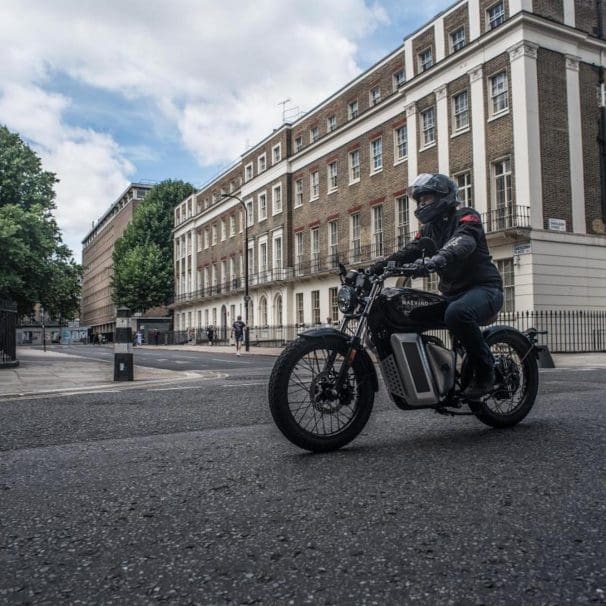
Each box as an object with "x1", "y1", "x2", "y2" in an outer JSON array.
[{"x1": 386, "y1": 207, "x2": 503, "y2": 296}]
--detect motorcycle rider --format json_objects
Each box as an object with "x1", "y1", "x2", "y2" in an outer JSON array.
[{"x1": 370, "y1": 173, "x2": 504, "y2": 399}]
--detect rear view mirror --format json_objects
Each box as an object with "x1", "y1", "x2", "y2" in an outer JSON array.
[{"x1": 416, "y1": 236, "x2": 437, "y2": 257}]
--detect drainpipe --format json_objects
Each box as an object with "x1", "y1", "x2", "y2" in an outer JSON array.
[{"x1": 596, "y1": 0, "x2": 606, "y2": 221}]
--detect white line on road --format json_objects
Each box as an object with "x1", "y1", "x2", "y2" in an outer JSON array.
[
  {"x1": 222, "y1": 382, "x2": 266, "y2": 387},
  {"x1": 211, "y1": 358, "x2": 252, "y2": 364},
  {"x1": 147, "y1": 386, "x2": 201, "y2": 392}
]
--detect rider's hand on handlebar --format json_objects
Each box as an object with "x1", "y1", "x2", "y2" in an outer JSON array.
[{"x1": 367, "y1": 260, "x2": 386, "y2": 275}]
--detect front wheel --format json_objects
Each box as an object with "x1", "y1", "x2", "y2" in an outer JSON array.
[
  {"x1": 268, "y1": 336, "x2": 374, "y2": 452},
  {"x1": 468, "y1": 329, "x2": 539, "y2": 428}
]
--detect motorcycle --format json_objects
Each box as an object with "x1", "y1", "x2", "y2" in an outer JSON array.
[{"x1": 268, "y1": 238, "x2": 539, "y2": 452}]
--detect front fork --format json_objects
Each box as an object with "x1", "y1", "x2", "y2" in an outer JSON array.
[{"x1": 331, "y1": 280, "x2": 381, "y2": 392}]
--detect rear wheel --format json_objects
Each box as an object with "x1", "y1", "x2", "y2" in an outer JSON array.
[
  {"x1": 467, "y1": 330, "x2": 539, "y2": 428},
  {"x1": 268, "y1": 337, "x2": 374, "y2": 452}
]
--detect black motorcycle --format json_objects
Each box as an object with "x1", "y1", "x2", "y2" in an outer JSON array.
[{"x1": 268, "y1": 239, "x2": 539, "y2": 452}]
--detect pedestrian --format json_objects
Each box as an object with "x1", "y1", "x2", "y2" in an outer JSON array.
[
  {"x1": 135, "y1": 330, "x2": 143, "y2": 347},
  {"x1": 232, "y1": 315, "x2": 246, "y2": 356},
  {"x1": 207, "y1": 325, "x2": 214, "y2": 346},
  {"x1": 153, "y1": 329, "x2": 160, "y2": 346}
]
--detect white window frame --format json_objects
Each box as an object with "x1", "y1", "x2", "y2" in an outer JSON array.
[
  {"x1": 370, "y1": 137, "x2": 383, "y2": 173},
  {"x1": 393, "y1": 68, "x2": 405, "y2": 90},
  {"x1": 421, "y1": 107, "x2": 436, "y2": 147},
  {"x1": 294, "y1": 178, "x2": 303, "y2": 207},
  {"x1": 496, "y1": 258, "x2": 515, "y2": 312},
  {"x1": 450, "y1": 27, "x2": 466, "y2": 52},
  {"x1": 489, "y1": 71, "x2": 509, "y2": 117},
  {"x1": 310, "y1": 126, "x2": 319, "y2": 144},
  {"x1": 371, "y1": 205, "x2": 384, "y2": 258},
  {"x1": 310, "y1": 171, "x2": 320, "y2": 200},
  {"x1": 272, "y1": 232, "x2": 283, "y2": 271},
  {"x1": 245, "y1": 199, "x2": 254, "y2": 227},
  {"x1": 347, "y1": 100, "x2": 359, "y2": 121},
  {"x1": 245, "y1": 162, "x2": 253, "y2": 182},
  {"x1": 310, "y1": 227, "x2": 320, "y2": 271},
  {"x1": 211, "y1": 223, "x2": 217, "y2": 245},
  {"x1": 492, "y1": 157, "x2": 513, "y2": 211},
  {"x1": 454, "y1": 171, "x2": 473, "y2": 208},
  {"x1": 351, "y1": 212, "x2": 361, "y2": 262},
  {"x1": 418, "y1": 47, "x2": 433, "y2": 72},
  {"x1": 271, "y1": 143, "x2": 281, "y2": 164},
  {"x1": 452, "y1": 90, "x2": 469, "y2": 133},
  {"x1": 258, "y1": 190, "x2": 267, "y2": 221},
  {"x1": 328, "y1": 220, "x2": 338, "y2": 267},
  {"x1": 258, "y1": 237, "x2": 268, "y2": 279},
  {"x1": 221, "y1": 219, "x2": 226, "y2": 241},
  {"x1": 327, "y1": 115, "x2": 337, "y2": 132},
  {"x1": 370, "y1": 86, "x2": 381, "y2": 106},
  {"x1": 257, "y1": 153, "x2": 267, "y2": 173},
  {"x1": 487, "y1": 1, "x2": 505, "y2": 29},
  {"x1": 204, "y1": 227, "x2": 209, "y2": 249},
  {"x1": 311, "y1": 290, "x2": 321, "y2": 325},
  {"x1": 295, "y1": 232, "x2": 304, "y2": 275},
  {"x1": 328, "y1": 161, "x2": 338, "y2": 192},
  {"x1": 396, "y1": 195, "x2": 410, "y2": 247},
  {"x1": 348, "y1": 149, "x2": 360, "y2": 184},
  {"x1": 230, "y1": 214, "x2": 236, "y2": 237},
  {"x1": 295, "y1": 292, "x2": 304, "y2": 324},
  {"x1": 295, "y1": 136, "x2": 303, "y2": 152},
  {"x1": 272, "y1": 184, "x2": 282, "y2": 215},
  {"x1": 394, "y1": 125, "x2": 408, "y2": 163}
]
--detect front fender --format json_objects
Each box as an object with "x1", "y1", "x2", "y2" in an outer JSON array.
[{"x1": 298, "y1": 328, "x2": 379, "y2": 392}]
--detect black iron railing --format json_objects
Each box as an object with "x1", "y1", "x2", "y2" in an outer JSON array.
[
  {"x1": 166, "y1": 309, "x2": 606, "y2": 353},
  {"x1": 0, "y1": 300, "x2": 18, "y2": 365}
]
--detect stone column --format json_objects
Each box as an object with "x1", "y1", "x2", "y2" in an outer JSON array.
[
  {"x1": 508, "y1": 41, "x2": 543, "y2": 229},
  {"x1": 405, "y1": 102, "x2": 419, "y2": 232},
  {"x1": 566, "y1": 55, "x2": 586, "y2": 234},
  {"x1": 435, "y1": 84, "x2": 450, "y2": 175},
  {"x1": 468, "y1": 65, "x2": 488, "y2": 215}
]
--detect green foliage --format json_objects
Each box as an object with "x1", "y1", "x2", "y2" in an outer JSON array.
[
  {"x1": 111, "y1": 180, "x2": 195, "y2": 309},
  {"x1": 0, "y1": 125, "x2": 81, "y2": 317}
]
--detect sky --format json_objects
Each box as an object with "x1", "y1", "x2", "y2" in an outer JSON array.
[{"x1": 0, "y1": 0, "x2": 454, "y2": 263}]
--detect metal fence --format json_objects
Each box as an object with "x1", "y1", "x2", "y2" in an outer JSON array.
[
  {"x1": 0, "y1": 300, "x2": 18, "y2": 365},
  {"x1": 165, "y1": 309, "x2": 606, "y2": 353}
]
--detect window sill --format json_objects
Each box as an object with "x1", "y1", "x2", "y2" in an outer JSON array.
[
  {"x1": 451, "y1": 127, "x2": 470, "y2": 138},
  {"x1": 419, "y1": 142, "x2": 436, "y2": 152},
  {"x1": 487, "y1": 109, "x2": 509, "y2": 123},
  {"x1": 327, "y1": 187, "x2": 338, "y2": 195},
  {"x1": 370, "y1": 168, "x2": 383, "y2": 176},
  {"x1": 349, "y1": 179, "x2": 360, "y2": 186},
  {"x1": 309, "y1": 197, "x2": 320, "y2": 203},
  {"x1": 394, "y1": 157, "x2": 408, "y2": 166},
  {"x1": 272, "y1": 209, "x2": 283, "y2": 217},
  {"x1": 294, "y1": 203, "x2": 303, "y2": 210}
]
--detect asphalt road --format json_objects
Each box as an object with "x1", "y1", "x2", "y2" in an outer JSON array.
[
  {"x1": 0, "y1": 366, "x2": 604, "y2": 605},
  {"x1": 52, "y1": 344, "x2": 278, "y2": 373}
]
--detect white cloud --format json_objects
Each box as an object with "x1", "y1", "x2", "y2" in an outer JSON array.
[{"x1": 0, "y1": 0, "x2": 392, "y2": 259}]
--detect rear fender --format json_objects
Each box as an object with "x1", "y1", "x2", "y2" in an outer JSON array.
[
  {"x1": 298, "y1": 328, "x2": 379, "y2": 392},
  {"x1": 482, "y1": 325, "x2": 536, "y2": 357}
]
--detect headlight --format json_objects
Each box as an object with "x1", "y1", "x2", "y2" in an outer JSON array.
[{"x1": 337, "y1": 285, "x2": 358, "y2": 314}]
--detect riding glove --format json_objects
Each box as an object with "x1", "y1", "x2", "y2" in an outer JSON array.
[{"x1": 411, "y1": 254, "x2": 447, "y2": 277}]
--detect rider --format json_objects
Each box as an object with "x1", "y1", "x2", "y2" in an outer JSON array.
[{"x1": 370, "y1": 173, "x2": 504, "y2": 399}]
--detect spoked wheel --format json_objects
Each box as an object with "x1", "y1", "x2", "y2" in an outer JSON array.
[
  {"x1": 268, "y1": 336, "x2": 374, "y2": 452},
  {"x1": 467, "y1": 329, "x2": 539, "y2": 428}
]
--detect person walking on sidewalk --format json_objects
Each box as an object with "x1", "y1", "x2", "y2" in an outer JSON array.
[
  {"x1": 232, "y1": 316, "x2": 246, "y2": 356},
  {"x1": 207, "y1": 325, "x2": 214, "y2": 346}
]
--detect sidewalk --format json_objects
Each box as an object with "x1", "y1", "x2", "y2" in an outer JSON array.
[
  {"x1": 138, "y1": 343, "x2": 282, "y2": 356},
  {"x1": 0, "y1": 348, "x2": 222, "y2": 399}
]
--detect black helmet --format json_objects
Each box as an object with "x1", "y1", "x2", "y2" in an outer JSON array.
[{"x1": 407, "y1": 173, "x2": 459, "y2": 224}]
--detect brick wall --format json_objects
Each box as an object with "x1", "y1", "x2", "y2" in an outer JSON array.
[
  {"x1": 447, "y1": 74, "x2": 473, "y2": 176},
  {"x1": 574, "y1": 0, "x2": 605, "y2": 36},
  {"x1": 537, "y1": 49, "x2": 572, "y2": 230},
  {"x1": 412, "y1": 27, "x2": 435, "y2": 77},
  {"x1": 532, "y1": 0, "x2": 564, "y2": 23},
  {"x1": 480, "y1": 0, "x2": 510, "y2": 34}
]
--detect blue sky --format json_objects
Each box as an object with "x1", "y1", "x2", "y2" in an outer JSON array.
[{"x1": 0, "y1": 0, "x2": 454, "y2": 261}]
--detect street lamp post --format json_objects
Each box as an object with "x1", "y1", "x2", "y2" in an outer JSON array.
[{"x1": 220, "y1": 194, "x2": 250, "y2": 352}]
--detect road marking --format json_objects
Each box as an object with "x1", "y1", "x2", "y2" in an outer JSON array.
[
  {"x1": 147, "y1": 386, "x2": 201, "y2": 392},
  {"x1": 211, "y1": 358, "x2": 252, "y2": 364},
  {"x1": 222, "y1": 382, "x2": 266, "y2": 388}
]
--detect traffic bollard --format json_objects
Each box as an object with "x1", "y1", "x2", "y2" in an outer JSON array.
[{"x1": 114, "y1": 306, "x2": 134, "y2": 381}]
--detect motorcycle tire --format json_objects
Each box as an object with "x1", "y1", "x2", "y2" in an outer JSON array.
[
  {"x1": 468, "y1": 329, "x2": 539, "y2": 428},
  {"x1": 268, "y1": 336, "x2": 374, "y2": 452}
]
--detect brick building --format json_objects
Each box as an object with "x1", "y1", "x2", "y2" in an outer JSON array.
[
  {"x1": 81, "y1": 183, "x2": 170, "y2": 341},
  {"x1": 173, "y1": 0, "x2": 606, "y2": 336}
]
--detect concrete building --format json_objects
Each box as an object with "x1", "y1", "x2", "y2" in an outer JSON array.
[
  {"x1": 173, "y1": 0, "x2": 606, "y2": 338},
  {"x1": 81, "y1": 183, "x2": 170, "y2": 341}
]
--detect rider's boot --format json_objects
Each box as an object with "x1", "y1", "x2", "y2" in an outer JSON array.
[{"x1": 464, "y1": 364, "x2": 495, "y2": 400}]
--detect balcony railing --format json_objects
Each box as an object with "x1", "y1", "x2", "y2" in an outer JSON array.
[{"x1": 173, "y1": 205, "x2": 531, "y2": 304}]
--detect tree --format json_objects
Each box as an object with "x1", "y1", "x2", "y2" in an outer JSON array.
[
  {"x1": 111, "y1": 180, "x2": 195, "y2": 310},
  {"x1": 0, "y1": 125, "x2": 81, "y2": 317}
]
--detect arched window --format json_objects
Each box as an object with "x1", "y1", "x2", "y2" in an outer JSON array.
[
  {"x1": 274, "y1": 294, "x2": 283, "y2": 326},
  {"x1": 259, "y1": 296, "x2": 268, "y2": 327}
]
